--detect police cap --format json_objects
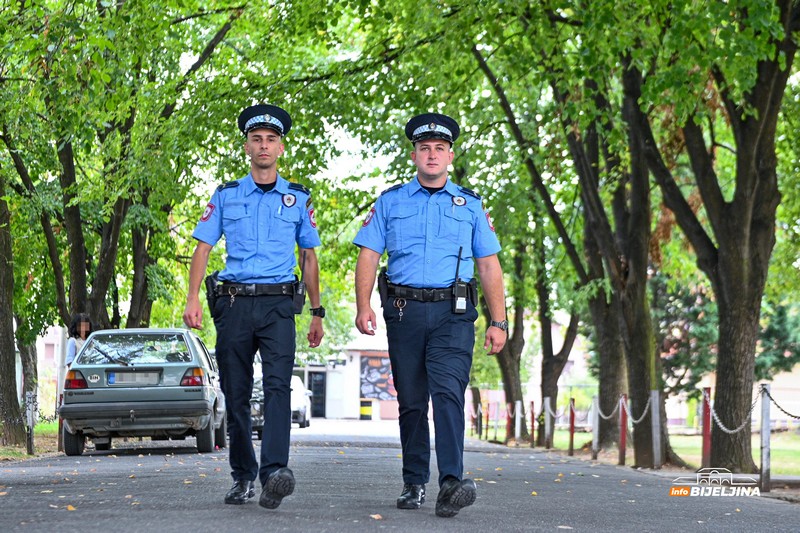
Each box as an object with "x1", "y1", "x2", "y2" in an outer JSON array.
[
  {"x1": 238, "y1": 104, "x2": 292, "y2": 136},
  {"x1": 404, "y1": 113, "x2": 460, "y2": 145}
]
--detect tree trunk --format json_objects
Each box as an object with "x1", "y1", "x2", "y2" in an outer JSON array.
[
  {"x1": 14, "y1": 315, "x2": 38, "y2": 413},
  {"x1": 57, "y1": 140, "x2": 88, "y2": 316},
  {"x1": 127, "y1": 225, "x2": 151, "y2": 328},
  {"x1": 0, "y1": 185, "x2": 25, "y2": 445}
]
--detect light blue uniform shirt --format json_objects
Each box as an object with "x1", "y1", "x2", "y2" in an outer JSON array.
[
  {"x1": 354, "y1": 177, "x2": 501, "y2": 288},
  {"x1": 193, "y1": 174, "x2": 321, "y2": 284}
]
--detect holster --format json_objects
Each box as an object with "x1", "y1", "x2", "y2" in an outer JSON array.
[
  {"x1": 468, "y1": 279, "x2": 478, "y2": 306},
  {"x1": 292, "y1": 277, "x2": 306, "y2": 314},
  {"x1": 204, "y1": 271, "x2": 219, "y2": 316},
  {"x1": 377, "y1": 267, "x2": 389, "y2": 307}
]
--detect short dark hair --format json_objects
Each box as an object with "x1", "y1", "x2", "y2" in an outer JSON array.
[{"x1": 68, "y1": 313, "x2": 93, "y2": 338}]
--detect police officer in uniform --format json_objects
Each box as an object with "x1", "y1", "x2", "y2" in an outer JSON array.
[
  {"x1": 183, "y1": 104, "x2": 325, "y2": 509},
  {"x1": 353, "y1": 113, "x2": 507, "y2": 518}
]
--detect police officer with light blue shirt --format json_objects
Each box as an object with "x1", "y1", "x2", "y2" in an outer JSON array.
[
  {"x1": 354, "y1": 113, "x2": 508, "y2": 518},
  {"x1": 183, "y1": 104, "x2": 324, "y2": 510}
]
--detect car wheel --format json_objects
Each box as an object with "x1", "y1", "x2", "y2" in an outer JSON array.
[
  {"x1": 63, "y1": 427, "x2": 85, "y2": 456},
  {"x1": 95, "y1": 439, "x2": 112, "y2": 451},
  {"x1": 214, "y1": 413, "x2": 227, "y2": 449},
  {"x1": 196, "y1": 420, "x2": 215, "y2": 453},
  {"x1": 303, "y1": 417, "x2": 310, "y2": 428}
]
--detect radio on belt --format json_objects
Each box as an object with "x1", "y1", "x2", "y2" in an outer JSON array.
[{"x1": 452, "y1": 246, "x2": 468, "y2": 314}]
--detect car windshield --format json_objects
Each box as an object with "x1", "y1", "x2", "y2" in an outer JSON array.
[{"x1": 78, "y1": 333, "x2": 192, "y2": 365}]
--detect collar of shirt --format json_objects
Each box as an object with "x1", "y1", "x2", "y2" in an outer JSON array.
[
  {"x1": 407, "y1": 176, "x2": 461, "y2": 198},
  {"x1": 241, "y1": 173, "x2": 290, "y2": 196}
]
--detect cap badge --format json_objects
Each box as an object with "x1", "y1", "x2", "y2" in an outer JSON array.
[
  {"x1": 264, "y1": 114, "x2": 271, "y2": 121},
  {"x1": 283, "y1": 194, "x2": 296, "y2": 207},
  {"x1": 453, "y1": 196, "x2": 466, "y2": 206},
  {"x1": 429, "y1": 122, "x2": 436, "y2": 130}
]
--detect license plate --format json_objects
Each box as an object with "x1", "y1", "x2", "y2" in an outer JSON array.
[{"x1": 108, "y1": 371, "x2": 160, "y2": 385}]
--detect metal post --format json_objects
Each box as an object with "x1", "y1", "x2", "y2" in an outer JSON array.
[
  {"x1": 618, "y1": 394, "x2": 627, "y2": 466},
  {"x1": 505, "y1": 403, "x2": 512, "y2": 444},
  {"x1": 25, "y1": 391, "x2": 36, "y2": 455},
  {"x1": 484, "y1": 403, "x2": 490, "y2": 441},
  {"x1": 514, "y1": 400, "x2": 522, "y2": 445},
  {"x1": 651, "y1": 389, "x2": 662, "y2": 469},
  {"x1": 568, "y1": 398, "x2": 575, "y2": 456},
  {"x1": 760, "y1": 384, "x2": 771, "y2": 493},
  {"x1": 702, "y1": 387, "x2": 711, "y2": 468},
  {"x1": 530, "y1": 401, "x2": 536, "y2": 448},
  {"x1": 544, "y1": 397, "x2": 552, "y2": 449},
  {"x1": 493, "y1": 402, "x2": 499, "y2": 442},
  {"x1": 591, "y1": 395, "x2": 599, "y2": 460}
]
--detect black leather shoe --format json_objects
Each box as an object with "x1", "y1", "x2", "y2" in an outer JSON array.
[
  {"x1": 259, "y1": 467, "x2": 295, "y2": 509},
  {"x1": 435, "y1": 478, "x2": 477, "y2": 518},
  {"x1": 396, "y1": 483, "x2": 426, "y2": 509},
  {"x1": 224, "y1": 479, "x2": 255, "y2": 505}
]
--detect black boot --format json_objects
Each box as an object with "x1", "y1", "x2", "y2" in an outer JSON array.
[
  {"x1": 259, "y1": 468, "x2": 295, "y2": 509},
  {"x1": 435, "y1": 478, "x2": 477, "y2": 518},
  {"x1": 224, "y1": 479, "x2": 255, "y2": 505},
  {"x1": 396, "y1": 483, "x2": 426, "y2": 509}
]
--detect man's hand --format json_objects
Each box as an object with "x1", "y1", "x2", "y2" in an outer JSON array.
[
  {"x1": 355, "y1": 307, "x2": 377, "y2": 335},
  {"x1": 484, "y1": 326, "x2": 507, "y2": 355},
  {"x1": 307, "y1": 317, "x2": 324, "y2": 347},
  {"x1": 183, "y1": 297, "x2": 204, "y2": 330}
]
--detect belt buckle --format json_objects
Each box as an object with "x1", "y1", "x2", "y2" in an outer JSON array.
[
  {"x1": 422, "y1": 288, "x2": 435, "y2": 301},
  {"x1": 245, "y1": 283, "x2": 256, "y2": 296}
]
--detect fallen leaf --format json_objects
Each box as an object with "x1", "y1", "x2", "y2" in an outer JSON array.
[
  {"x1": 66, "y1": 505, "x2": 76, "y2": 511},
  {"x1": 338, "y1": 451, "x2": 345, "y2": 455},
  {"x1": 49, "y1": 504, "x2": 58, "y2": 509},
  {"x1": 592, "y1": 475, "x2": 600, "y2": 478},
  {"x1": 199, "y1": 474, "x2": 206, "y2": 478},
  {"x1": 0, "y1": 492, "x2": 7, "y2": 496},
  {"x1": 554, "y1": 479, "x2": 562, "y2": 483},
  {"x1": 125, "y1": 495, "x2": 133, "y2": 499},
  {"x1": 128, "y1": 475, "x2": 136, "y2": 479},
  {"x1": 736, "y1": 509, "x2": 741, "y2": 512},
  {"x1": 184, "y1": 480, "x2": 192, "y2": 484},
  {"x1": 558, "y1": 473, "x2": 564, "y2": 477},
  {"x1": 557, "y1": 526, "x2": 573, "y2": 530},
  {"x1": 370, "y1": 514, "x2": 383, "y2": 520},
  {"x1": 486, "y1": 481, "x2": 497, "y2": 484},
  {"x1": 531, "y1": 491, "x2": 538, "y2": 496},
  {"x1": 495, "y1": 467, "x2": 503, "y2": 471}
]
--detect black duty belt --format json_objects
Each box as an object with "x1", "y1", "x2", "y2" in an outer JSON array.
[
  {"x1": 216, "y1": 282, "x2": 294, "y2": 297},
  {"x1": 387, "y1": 284, "x2": 453, "y2": 302}
]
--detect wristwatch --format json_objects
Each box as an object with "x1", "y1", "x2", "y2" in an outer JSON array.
[
  {"x1": 490, "y1": 320, "x2": 508, "y2": 331},
  {"x1": 310, "y1": 306, "x2": 326, "y2": 318}
]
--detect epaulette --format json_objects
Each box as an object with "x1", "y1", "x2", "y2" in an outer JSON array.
[
  {"x1": 288, "y1": 182, "x2": 310, "y2": 195},
  {"x1": 380, "y1": 183, "x2": 403, "y2": 196},
  {"x1": 216, "y1": 181, "x2": 240, "y2": 191},
  {"x1": 459, "y1": 186, "x2": 481, "y2": 200}
]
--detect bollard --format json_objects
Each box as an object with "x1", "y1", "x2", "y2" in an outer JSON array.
[
  {"x1": 505, "y1": 403, "x2": 512, "y2": 444},
  {"x1": 359, "y1": 399, "x2": 372, "y2": 420},
  {"x1": 514, "y1": 400, "x2": 522, "y2": 445},
  {"x1": 568, "y1": 398, "x2": 575, "y2": 456},
  {"x1": 544, "y1": 397, "x2": 552, "y2": 449},
  {"x1": 493, "y1": 402, "x2": 500, "y2": 442},
  {"x1": 484, "y1": 403, "x2": 490, "y2": 441},
  {"x1": 702, "y1": 387, "x2": 711, "y2": 468},
  {"x1": 591, "y1": 396, "x2": 599, "y2": 460},
  {"x1": 530, "y1": 401, "x2": 536, "y2": 448},
  {"x1": 25, "y1": 391, "x2": 36, "y2": 455},
  {"x1": 651, "y1": 389, "x2": 662, "y2": 469},
  {"x1": 618, "y1": 394, "x2": 627, "y2": 466},
  {"x1": 760, "y1": 384, "x2": 771, "y2": 493}
]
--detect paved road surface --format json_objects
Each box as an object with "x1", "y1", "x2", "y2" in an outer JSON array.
[{"x1": 0, "y1": 420, "x2": 795, "y2": 532}]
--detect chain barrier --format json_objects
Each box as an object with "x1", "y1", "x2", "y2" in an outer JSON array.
[
  {"x1": 764, "y1": 388, "x2": 800, "y2": 420},
  {"x1": 544, "y1": 401, "x2": 565, "y2": 420},
  {"x1": 702, "y1": 389, "x2": 760, "y2": 435},
  {"x1": 465, "y1": 403, "x2": 483, "y2": 418},
  {"x1": 570, "y1": 402, "x2": 591, "y2": 422},
  {"x1": 596, "y1": 398, "x2": 620, "y2": 420},
  {"x1": 621, "y1": 395, "x2": 652, "y2": 425}
]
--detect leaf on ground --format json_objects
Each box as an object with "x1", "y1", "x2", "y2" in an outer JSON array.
[
  {"x1": 558, "y1": 473, "x2": 564, "y2": 477},
  {"x1": 49, "y1": 504, "x2": 58, "y2": 509},
  {"x1": 531, "y1": 491, "x2": 538, "y2": 496},
  {"x1": 184, "y1": 480, "x2": 192, "y2": 484},
  {"x1": 338, "y1": 451, "x2": 345, "y2": 455},
  {"x1": 495, "y1": 467, "x2": 503, "y2": 471},
  {"x1": 557, "y1": 526, "x2": 573, "y2": 530},
  {"x1": 66, "y1": 505, "x2": 76, "y2": 511},
  {"x1": 370, "y1": 514, "x2": 383, "y2": 520},
  {"x1": 554, "y1": 479, "x2": 562, "y2": 483},
  {"x1": 128, "y1": 475, "x2": 136, "y2": 479},
  {"x1": 40, "y1": 490, "x2": 53, "y2": 494},
  {"x1": 0, "y1": 492, "x2": 8, "y2": 496},
  {"x1": 486, "y1": 481, "x2": 497, "y2": 484}
]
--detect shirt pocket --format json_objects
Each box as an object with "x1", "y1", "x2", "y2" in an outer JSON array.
[
  {"x1": 222, "y1": 205, "x2": 253, "y2": 254},
  {"x1": 386, "y1": 204, "x2": 420, "y2": 251},
  {"x1": 441, "y1": 206, "x2": 472, "y2": 249},
  {"x1": 271, "y1": 206, "x2": 300, "y2": 245}
]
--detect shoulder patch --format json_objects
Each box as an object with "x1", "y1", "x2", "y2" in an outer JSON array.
[
  {"x1": 288, "y1": 182, "x2": 310, "y2": 195},
  {"x1": 380, "y1": 183, "x2": 403, "y2": 196},
  {"x1": 458, "y1": 186, "x2": 481, "y2": 200},
  {"x1": 216, "y1": 181, "x2": 240, "y2": 191}
]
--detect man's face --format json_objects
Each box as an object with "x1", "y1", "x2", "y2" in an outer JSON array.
[
  {"x1": 244, "y1": 128, "x2": 284, "y2": 169},
  {"x1": 411, "y1": 139, "x2": 453, "y2": 181}
]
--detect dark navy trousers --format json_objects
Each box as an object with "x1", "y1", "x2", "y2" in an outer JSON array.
[
  {"x1": 212, "y1": 294, "x2": 295, "y2": 486},
  {"x1": 383, "y1": 298, "x2": 478, "y2": 488}
]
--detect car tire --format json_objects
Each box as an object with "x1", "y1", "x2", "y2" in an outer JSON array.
[
  {"x1": 196, "y1": 420, "x2": 215, "y2": 453},
  {"x1": 214, "y1": 413, "x2": 227, "y2": 449},
  {"x1": 63, "y1": 427, "x2": 85, "y2": 456},
  {"x1": 303, "y1": 417, "x2": 310, "y2": 428},
  {"x1": 95, "y1": 439, "x2": 112, "y2": 451}
]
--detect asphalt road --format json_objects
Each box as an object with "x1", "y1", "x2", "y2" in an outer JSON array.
[{"x1": 0, "y1": 420, "x2": 796, "y2": 532}]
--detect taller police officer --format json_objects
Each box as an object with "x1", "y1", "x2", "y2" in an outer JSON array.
[
  {"x1": 183, "y1": 104, "x2": 324, "y2": 510},
  {"x1": 353, "y1": 113, "x2": 507, "y2": 518}
]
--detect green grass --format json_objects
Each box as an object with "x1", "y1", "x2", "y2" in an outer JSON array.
[
  {"x1": 0, "y1": 421, "x2": 61, "y2": 460},
  {"x1": 468, "y1": 425, "x2": 800, "y2": 475}
]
